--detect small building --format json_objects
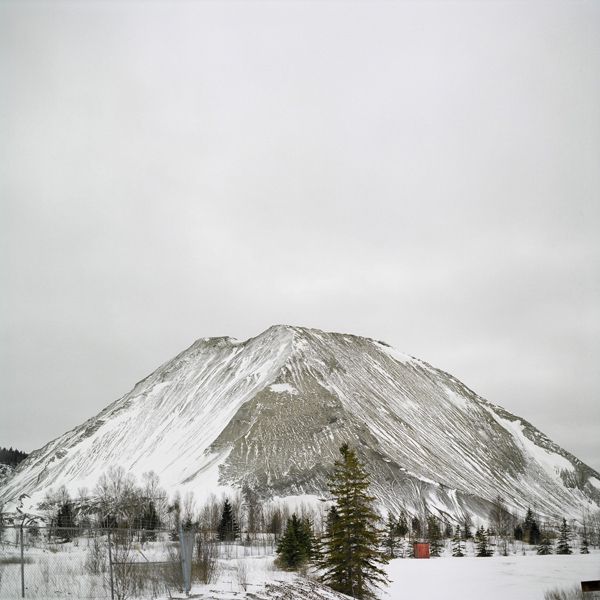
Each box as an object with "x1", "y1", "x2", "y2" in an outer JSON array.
[{"x1": 413, "y1": 542, "x2": 430, "y2": 559}]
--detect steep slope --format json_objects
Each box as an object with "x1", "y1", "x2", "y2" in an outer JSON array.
[{"x1": 1, "y1": 325, "x2": 598, "y2": 522}]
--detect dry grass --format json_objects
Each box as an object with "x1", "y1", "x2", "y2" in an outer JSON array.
[{"x1": 545, "y1": 586, "x2": 600, "y2": 600}]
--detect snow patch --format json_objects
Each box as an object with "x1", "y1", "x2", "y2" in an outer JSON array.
[
  {"x1": 269, "y1": 383, "x2": 298, "y2": 395},
  {"x1": 489, "y1": 411, "x2": 574, "y2": 480},
  {"x1": 445, "y1": 388, "x2": 469, "y2": 410},
  {"x1": 371, "y1": 341, "x2": 415, "y2": 364}
]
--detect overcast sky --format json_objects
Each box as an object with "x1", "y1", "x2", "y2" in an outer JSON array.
[{"x1": 1, "y1": 1, "x2": 599, "y2": 473}]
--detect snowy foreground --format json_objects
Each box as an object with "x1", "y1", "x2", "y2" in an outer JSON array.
[
  {"x1": 1, "y1": 537, "x2": 598, "y2": 600},
  {"x1": 182, "y1": 553, "x2": 600, "y2": 600},
  {"x1": 384, "y1": 554, "x2": 600, "y2": 600}
]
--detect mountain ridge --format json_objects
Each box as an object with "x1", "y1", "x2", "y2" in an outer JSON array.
[{"x1": 1, "y1": 325, "x2": 599, "y2": 522}]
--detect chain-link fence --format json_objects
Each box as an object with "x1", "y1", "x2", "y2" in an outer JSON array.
[{"x1": 0, "y1": 525, "x2": 277, "y2": 599}]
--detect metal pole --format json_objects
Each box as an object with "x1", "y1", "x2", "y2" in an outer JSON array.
[
  {"x1": 20, "y1": 524, "x2": 25, "y2": 598},
  {"x1": 179, "y1": 524, "x2": 191, "y2": 595},
  {"x1": 107, "y1": 530, "x2": 115, "y2": 600}
]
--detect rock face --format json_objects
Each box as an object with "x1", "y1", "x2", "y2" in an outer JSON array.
[{"x1": 1, "y1": 325, "x2": 599, "y2": 521}]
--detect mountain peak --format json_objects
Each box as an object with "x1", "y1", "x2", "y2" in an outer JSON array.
[{"x1": 2, "y1": 326, "x2": 599, "y2": 522}]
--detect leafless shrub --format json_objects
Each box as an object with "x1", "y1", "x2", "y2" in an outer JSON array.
[
  {"x1": 85, "y1": 533, "x2": 107, "y2": 574},
  {"x1": 160, "y1": 542, "x2": 184, "y2": 592},
  {"x1": 192, "y1": 537, "x2": 219, "y2": 584},
  {"x1": 109, "y1": 529, "x2": 138, "y2": 600},
  {"x1": 235, "y1": 559, "x2": 249, "y2": 591}
]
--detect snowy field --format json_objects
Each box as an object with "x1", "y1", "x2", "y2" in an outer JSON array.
[
  {"x1": 1, "y1": 535, "x2": 599, "y2": 599},
  {"x1": 384, "y1": 554, "x2": 600, "y2": 600},
  {"x1": 189, "y1": 552, "x2": 600, "y2": 600}
]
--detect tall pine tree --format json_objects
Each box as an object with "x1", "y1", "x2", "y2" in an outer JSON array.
[
  {"x1": 276, "y1": 513, "x2": 314, "y2": 569},
  {"x1": 452, "y1": 525, "x2": 465, "y2": 557},
  {"x1": 319, "y1": 444, "x2": 389, "y2": 599},
  {"x1": 426, "y1": 515, "x2": 443, "y2": 557},
  {"x1": 475, "y1": 526, "x2": 492, "y2": 557},
  {"x1": 556, "y1": 518, "x2": 572, "y2": 555},
  {"x1": 523, "y1": 508, "x2": 541, "y2": 545},
  {"x1": 396, "y1": 511, "x2": 408, "y2": 537},
  {"x1": 580, "y1": 521, "x2": 590, "y2": 554},
  {"x1": 217, "y1": 499, "x2": 239, "y2": 541},
  {"x1": 536, "y1": 532, "x2": 553, "y2": 555},
  {"x1": 384, "y1": 514, "x2": 398, "y2": 558}
]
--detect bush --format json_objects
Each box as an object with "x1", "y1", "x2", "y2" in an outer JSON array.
[
  {"x1": 192, "y1": 537, "x2": 219, "y2": 584},
  {"x1": 84, "y1": 534, "x2": 107, "y2": 575},
  {"x1": 545, "y1": 586, "x2": 600, "y2": 600}
]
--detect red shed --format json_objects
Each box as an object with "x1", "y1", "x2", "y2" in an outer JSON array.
[{"x1": 413, "y1": 542, "x2": 430, "y2": 559}]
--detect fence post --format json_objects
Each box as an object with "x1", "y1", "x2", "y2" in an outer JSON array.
[
  {"x1": 179, "y1": 525, "x2": 194, "y2": 595},
  {"x1": 20, "y1": 524, "x2": 25, "y2": 598},
  {"x1": 107, "y1": 530, "x2": 115, "y2": 600}
]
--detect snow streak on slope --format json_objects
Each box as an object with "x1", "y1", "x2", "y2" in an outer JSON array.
[{"x1": 1, "y1": 325, "x2": 598, "y2": 522}]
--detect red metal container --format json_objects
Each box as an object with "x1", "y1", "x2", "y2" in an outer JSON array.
[{"x1": 413, "y1": 542, "x2": 430, "y2": 559}]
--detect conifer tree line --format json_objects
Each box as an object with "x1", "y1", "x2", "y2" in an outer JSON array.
[
  {"x1": 3, "y1": 464, "x2": 598, "y2": 555},
  {"x1": 375, "y1": 492, "x2": 598, "y2": 563},
  {"x1": 0, "y1": 446, "x2": 28, "y2": 467}
]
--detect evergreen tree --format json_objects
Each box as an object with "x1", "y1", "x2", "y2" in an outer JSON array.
[
  {"x1": 452, "y1": 525, "x2": 465, "y2": 557},
  {"x1": 56, "y1": 501, "x2": 75, "y2": 541},
  {"x1": 514, "y1": 523, "x2": 523, "y2": 541},
  {"x1": 411, "y1": 515, "x2": 422, "y2": 539},
  {"x1": 0, "y1": 447, "x2": 28, "y2": 468},
  {"x1": 556, "y1": 518, "x2": 572, "y2": 555},
  {"x1": 426, "y1": 515, "x2": 443, "y2": 557},
  {"x1": 384, "y1": 514, "x2": 398, "y2": 558},
  {"x1": 268, "y1": 508, "x2": 284, "y2": 537},
  {"x1": 580, "y1": 536, "x2": 590, "y2": 554},
  {"x1": 320, "y1": 505, "x2": 340, "y2": 561},
  {"x1": 396, "y1": 511, "x2": 408, "y2": 537},
  {"x1": 319, "y1": 444, "x2": 389, "y2": 599},
  {"x1": 276, "y1": 513, "x2": 314, "y2": 569},
  {"x1": 140, "y1": 501, "x2": 160, "y2": 541},
  {"x1": 443, "y1": 518, "x2": 453, "y2": 539},
  {"x1": 475, "y1": 526, "x2": 492, "y2": 557},
  {"x1": 580, "y1": 522, "x2": 590, "y2": 554},
  {"x1": 462, "y1": 515, "x2": 473, "y2": 541},
  {"x1": 580, "y1": 533, "x2": 590, "y2": 554},
  {"x1": 143, "y1": 501, "x2": 160, "y2": 530},
  {"x1": 485, "y1": 527, "x2": 495, "y2": 555},
  {"x1": 217, "y1": 499, "x2": 239, "y2": 541},
  {"x1": 523, "y1": 507, "x2": 541, "y2": 545},
  {"x1": 536, "y1": 532, "x2": 553, "y2": 555}
]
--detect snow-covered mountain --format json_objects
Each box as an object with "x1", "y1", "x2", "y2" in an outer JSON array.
[{"x1": 1, "y1": 325, "x2": 599, "y2": 522}]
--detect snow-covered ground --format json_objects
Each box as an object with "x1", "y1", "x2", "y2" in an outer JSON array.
[
  {"x1": 1, "y1": 539, "x2": 599, "y2": 600},
  {"x1": 384, "y1": 554, "x2": 600, "y2": 600},
  {"x1": 203, "y1": 553, "x2": 600, "y2": 600}
]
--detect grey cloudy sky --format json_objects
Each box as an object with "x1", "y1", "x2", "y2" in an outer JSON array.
[{"x1": 1, "y1": 1, "x2": 599, "y2": 472}]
